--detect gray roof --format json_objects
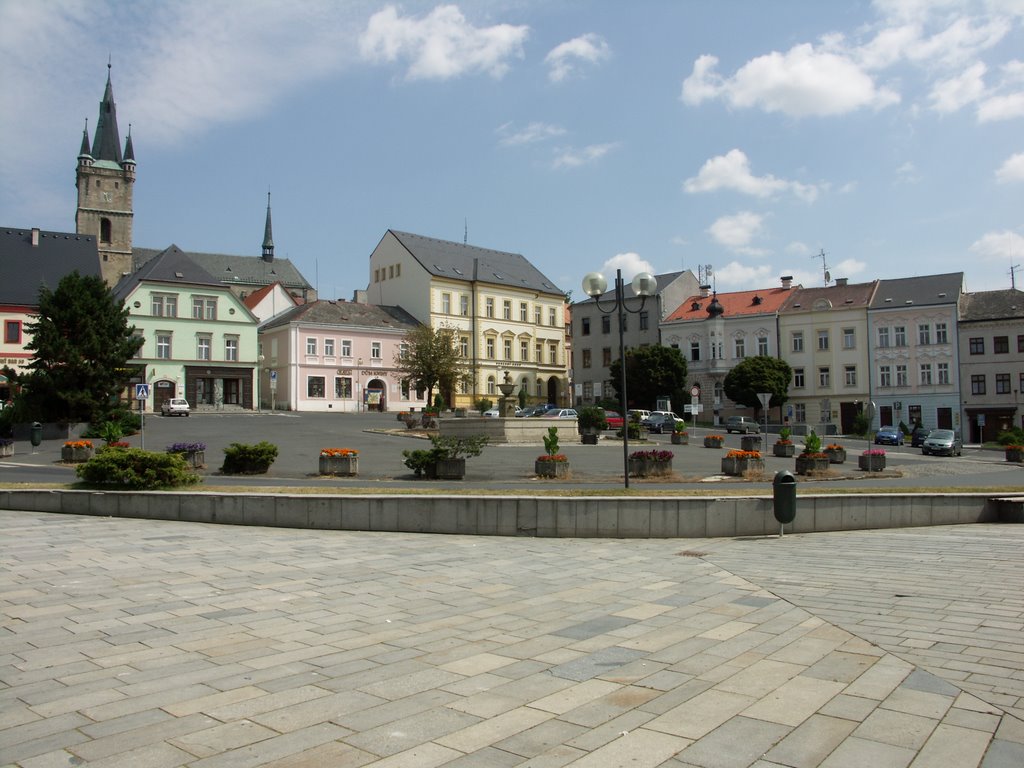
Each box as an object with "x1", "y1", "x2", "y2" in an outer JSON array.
[
  {"x1": 113, "y1": 244, "x2": 221, "y2": 300},
  {"x1": 958, "y1": 288, "x2": 1024, "y2": 322},
  {"x1": 386, "y1": 230, "x2": 564, "y2": 296},
  {"x1": 869, "y1": 272, "x2": 963, "y2": 309},
  {"x1": 133, "y1": 247, "x2": 313, "y2": 292},
  {"x1": 574, "y1": 270, "x2": 686, "y2": 305},
  {"x1": 0, "y1": 227, "x2": 101, "y2": 305},
  {"x1": 261, "y1": 299, "x2": 422, "y2": 332}
]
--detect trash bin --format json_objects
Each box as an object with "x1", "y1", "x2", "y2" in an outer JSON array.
[
  {"x1": 772, "y1": 469, "x2": 796, "y2": 525},
  {"x1": 30, "y1": 422, "x2": 43, "y2": 447}
]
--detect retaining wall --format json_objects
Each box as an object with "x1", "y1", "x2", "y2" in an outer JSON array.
[{"x1": 1, "y1": 490, "x2": 1018, "y2": 537}]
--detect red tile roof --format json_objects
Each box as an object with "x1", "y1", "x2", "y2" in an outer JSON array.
[{"x1": 665, "y1": 287, "x2": 794, "y2": 322}]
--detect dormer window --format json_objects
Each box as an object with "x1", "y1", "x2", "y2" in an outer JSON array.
[{"x1": 691, "y1": 302, "x2": 701, "y2": 311}]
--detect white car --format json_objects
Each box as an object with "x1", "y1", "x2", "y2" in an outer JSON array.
[
  {"x1": 541, "y1": 408, "x2": 579, "y2": 419},
  {"x1": 483, "y1": 406, "x2": 522, "y2": 417},
  {"x1": 161, "y1": 397, "x2": 190, "y2": 417}
]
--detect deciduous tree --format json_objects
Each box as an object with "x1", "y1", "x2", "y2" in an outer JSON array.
[
  {"x1": 392, "y1": 324, "x2": 471, "y2": 409},
  {"x1": 723, "y1": 356, "x2": 793, "y2": 417},
  {"x1": 609, "y1": 345, "x2": 688, "y2": 410}
]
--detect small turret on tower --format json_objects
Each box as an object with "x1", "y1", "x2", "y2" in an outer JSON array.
[{"x1": 262, "y1": 192, "x2": 274, "y2": 263}]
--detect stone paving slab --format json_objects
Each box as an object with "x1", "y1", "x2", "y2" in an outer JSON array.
[{"x1": 2, "y1": 512, "x2": 1023, "y2": 767}]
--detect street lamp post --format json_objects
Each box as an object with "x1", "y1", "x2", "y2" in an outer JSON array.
[{"x1": 582, "y1": 268, "x2": 657, "y2": 489}]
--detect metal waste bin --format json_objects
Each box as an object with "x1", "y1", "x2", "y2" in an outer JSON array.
[
  {"x1": 30, "y1": 422, "x2": 43, "y2": 447},
  {"x1": 772, "y1": 469, "x2": 796, "y2": 525}
]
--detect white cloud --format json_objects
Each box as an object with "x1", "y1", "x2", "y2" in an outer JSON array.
[
  {"x1": 996, "y1": 152, "x2": 1024, "y2": 182},
  {"x1": 552, "y1": 142, "x2": 618, "y2": 169},
  {"x1": 682, "y1": 44, "x2": 900, "y2": 117},
  {"x1": 496, "y1": 121, "x2": 566, "y2": 146},
  {"x1": 600, "y1": 252, "x2": 657, "y2": 279},
  {"x1": 969, "y1": 230, "x2": 1024, "y2": 260},
  {"x1": 683, "y1": 149, "x2": 820, "y2": 202},
  {"x1": 833, "y1": 258, "x2": 868, "y2": 277},
  {"x1": 712, "y1": 261, "x2": 775, "y2": 290},
  {"x1": 977, "y1": 91, "x2": 1024, "y2": 121},
  {"x1": 786, "y1": 241, "x2": 813, "y2": 256},
  {"x1": 895, "y1": 161, "x2": 921, "y2": 184},
  {"x1": 545, "y1": 33, "x2": 610, "y2": 83},
  {"x1": 359, "y1": 5, "x2": 528, "y2": 81},
  {"x1": 707, "y1": 211, "x2": 768, "y2": 255},
  {"x1": 929, "y1": 61, "x2": 987, "y2": 112}
]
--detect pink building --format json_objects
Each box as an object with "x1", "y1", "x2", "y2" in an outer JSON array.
[{"x1": 258, "y1": 299, "x2": 428, "y2": 412}]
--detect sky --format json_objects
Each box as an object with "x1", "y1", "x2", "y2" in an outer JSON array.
[{"x1": 1, "y1": 0, "x2": 1022, "y2": 304}]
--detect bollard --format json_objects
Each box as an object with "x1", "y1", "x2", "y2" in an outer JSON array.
[{"x1": 772, "y1": 469, "x2": 796, "y2": 536}]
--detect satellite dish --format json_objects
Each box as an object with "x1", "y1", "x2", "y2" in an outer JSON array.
[{"x1": 824, "y1": 271, "x2": 831, "y2": 283}]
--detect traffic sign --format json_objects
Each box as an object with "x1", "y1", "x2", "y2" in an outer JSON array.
[
  {"x1": 135, "y1": 383, "x2": 150, "y2": 400},
  {"x1": 689, "y1": 385, "x2": 700, "y2": 398}
]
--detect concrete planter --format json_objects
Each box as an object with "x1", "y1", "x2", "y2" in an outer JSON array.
[
  {"x1": 431, "y1": 458, "x2": 465, "y2": 480},
  {"x1": 628, "y1": 458, "x2": 673, "y2": 478},
  {"x1": 703, "y1": 437, "x2": 724, "y2": 449},
  {"x1": 671, "y1": 433, "x2": 689, "y2": 445},
  {"x1": 795, "y1": 455, "x2": 830, "y2": 475},
  {"x1": 581, "y1": 433, "x2": 599, "y2": 445},
  {"x1": 319, "y1": 455, "x2": 358, "y2": 476},
  {"x1": 740, "y1": 435, "x2": 762, "y2": 452},
  {"x1": 773, "y1": 442, "x2": 795, "y2": 457},
  {"x1": 721, "y1": 456, "x2": 764, "y2": 476},
  {"x1": 1005, "y1": 449, "x2": 1023, "y2": 463},
  {"x1": 178, "y1": 450, "x2": 205, "y2": 469},
  {"x1": 61, "y1": 445, "x2": 94, "y2": 463},
  {"x1": 824, "y1": 448, "x2": 847, "y2": 464},
  {"x1": 0, "y1": 442, "x2": 13, "y2": 459},
  {"x1": 535, "y1": 459, "x2": 569, "y2": 478},
  {"x1": 859, "y1": 454, "x2": 886, "y2": 471}
]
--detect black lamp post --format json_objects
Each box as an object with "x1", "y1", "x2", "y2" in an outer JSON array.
[{"x1": 582, "y1": 268, "x2": 657, "y2": 489}]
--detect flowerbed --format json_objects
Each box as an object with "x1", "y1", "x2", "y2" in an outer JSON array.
[
  {"x1": 824, "y1": 444, "x2": 846, "y2": 464},
  {"x1": 167, "y1": 442, "x2": 207, "y2": 468},
  {"x1": 703, "y1": 434, "x2": 724, "y2": 448},
  {"x1": 61, "y1": 440, "x2": 94, "y2": 463},
  {"x1": 319, "y1": 448, "x2": 359, "y2": 476},
  {"x1": 721, "y1": 449, "x2": 764, "y2": 477},
  {"x1": 628, "y1": 449, "x2": 674, "y2": 477},
  {"x1": 859, "y1": 448, "x2": 886, "y2": 471}
]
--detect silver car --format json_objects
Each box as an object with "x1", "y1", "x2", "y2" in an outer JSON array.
[{"x1": 921, "y1": 429, "x2": 962, "y2": 456}]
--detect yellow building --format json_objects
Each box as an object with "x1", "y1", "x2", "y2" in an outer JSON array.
[{"x1": 366, "y1": 230, "x2": 568, "y2": 407}]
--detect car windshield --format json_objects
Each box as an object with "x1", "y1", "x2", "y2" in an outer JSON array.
[{"x1": 930, "y1": 430, "x2": 954, "y2": 439}]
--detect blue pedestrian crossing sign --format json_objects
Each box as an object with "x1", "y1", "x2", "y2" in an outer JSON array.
[{"x1": 135, "y1": 383, "x2": 150, "y2": 401}]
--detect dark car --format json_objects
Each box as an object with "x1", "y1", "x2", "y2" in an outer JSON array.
[
  {"x1": 922, "y1": 429, "x2": 962, "y2": 456},
  {"x1": 642, "y1": 412, "x2": 683, "y2": 434},
  {"x1": 910, "y1": 426, "x2": 929, "y2": 447},
  {"x1": 517, "y1": 403, "x2": 554, "y2": 418},
  {"x1": 874, "y1": 426, "x2": 904, "y2": 446}
]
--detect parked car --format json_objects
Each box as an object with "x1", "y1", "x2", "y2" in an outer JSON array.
[
  {"x1": 642, "y1": 412, "x2": 684, "y2": 433},
  {"x1": 910, "y1": 426, "x2": 930, "y2": 447},
  {"x1": 160, "y1": 397, "x2": 190, "y2": 417},
  {"x1": 874, "y1": 426, "x2": 904, "y2": 446},
  {"x1": 483, "y1": 406, "x2": 522, "y2": 418},
  {"x1": 517, "y1": 404, "x2": 554, "y2": 417},
  {"x1": 541, "y1": 408, "x2": 579, "y2": 419},
  {"x1": 921, "y1": 429, "x2": 962, "y2": 456},
  {"x1": 601, "y1": 409, "x2": 624, "y2": 429},
  {"x1": 627, "y1": 409, "x2": 651, "y2": 423},
  {"x1": 725, "y1": 415, "x2": 759, "y2": 434},
  {"x1": 528, "y1": 404, "x2": 560, "y2": 417}
]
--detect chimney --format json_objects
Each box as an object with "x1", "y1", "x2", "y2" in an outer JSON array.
[
  {"x1": 835, "y1": 277, "x2": 848, "y2": 287},
  {"x1": 352, "y1": 289, "x2": 368, "y2": 304},
  {"x1": 699, "y1": 284, "x2": 710, "y2": 298},
  {"x1": 31, "y1": 228, "x2": 40, "y2": 247},
  {"x1": 780, "y1": 275, "x2": 793, "y2": 290}
]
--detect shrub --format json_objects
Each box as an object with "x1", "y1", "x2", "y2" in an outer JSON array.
[
  {"x1": 475, "y1": 398, "x2": 493, "y2": 414},
  {"x1": 221, "y1": 441, "x2": 278, "y2": 474},
  {"x1": 850, "y1": 411, "x2": 869, "y2": 437},
  {"x1": 618, "y1": 423, "x2": 642, "y2": 440},
  {"x1": 82, "y1": 408, "x2": 141, "y2": 439},
  {"x1": 802, "y1": 430, "x2": 821, "y2": 456},
  {"x1": 402, "y1": 447, "x2": 445, "y2": 476},
  {"x1": 778, "y1": 426, "x2": 792, "y2": 444},
  {"x1": 997, "y1": 427, "x2": 1024, "y2": 446},
  {"x1": 430, "y1": 434, "x2": 488, "y2": 459},
  {"x1": 543, "y1": 426, "x2": 560, "y2": 457},
  {"x1": 434, "y1": 393, "x2": 446, "y2": 410},
  {"x1": 76, "y1": 448, "x2": 199, "y2": 489},
  {"x1": 577, "y1": 406, "x2": 607, "y2": 431}
]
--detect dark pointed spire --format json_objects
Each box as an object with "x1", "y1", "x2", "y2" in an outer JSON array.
[
  {"x1": 79, "y1": 118, "x2": 92, "y2": 158},
  {"x1": 123, "y1": 123, "x2": 135, "y2": 163},
  {"x1": 262, "y1": 191, "x2": 274, "y2": 262},
  {"x1": 92, "y1": 61, "x2": 123, "y2": 163}
]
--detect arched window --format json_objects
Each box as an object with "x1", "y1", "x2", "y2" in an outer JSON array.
[{"x1": 100, "y1": 218, "x2": 112, "y2": 244}]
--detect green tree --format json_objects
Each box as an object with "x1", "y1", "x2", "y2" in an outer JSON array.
[
  {"x1": 4, "y1": 272, "x2": 142, "y2": 424},
  {"x1": 392, "y1": 324, "x2": 471, "y2": 409},
  {"x1": 722, "y1": 356, "x2": 793, "y2": 418},
  {"x1": 609, "y1": 345, "x2": 688, "y2": 410}
]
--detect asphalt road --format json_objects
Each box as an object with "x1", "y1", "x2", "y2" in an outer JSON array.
[{"x1": 1, "y1": 411, "x2": 1020, "y2": 491}]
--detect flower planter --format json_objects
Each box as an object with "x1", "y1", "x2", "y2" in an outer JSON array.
[
  {"x1": 432, "y1": 458, "x2": 465, "y2": 480},
  {"x1": 628, "y1": 458, "x2": 673, "y2": 477},
  {"x1": 671, "y1": 433, "x2": 689, "y2": 445},
  {"x1": 703, "y1": 437, "x2": 724, "y2": 449},
  {"x1": 824, "y1": 448, "x2": 846, "y2": 464},
  {"x1": 581, "y1": 433, "x2": 599, "y2": 445},
  {"x1": 773, "y1": 442, "x2": 795, "y2": 457},
  {"x1": 535, "y1": 459, "x2": 570, "y2": 478},
  {"x1": 721, "y1": 456, "x2": 765, "y2": 476},
  {"x1": 858, "y1": 454, "x2": 886, "y2": 472},
  {"x1": 61, "y1": 445, "x2": 94, "y2": 463},
  {"x1": 795, "y1": 455, "x2": 830, "y2": 475},
  {"x1": 740, "y1": 435, "x2": 762, "y2": 452},
  {"x1": 179, "y1": 450, "x2": 205, "y2": 469},
  {"x1": 1005, "y1": 449, "x2": 1023, "y2": 464},
  {"x1": 319, "y1": 455, "x2": 358, "y2": 476}
]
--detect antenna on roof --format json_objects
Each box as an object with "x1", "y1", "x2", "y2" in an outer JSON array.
[
  {"x1": 1010, "y1": 262, "x2": 1021, "y2": 290},
  {"x1": 464, "y1": 219, "x2": 468, "y2": 245},
  {"x1": 813, "y1": 248, "x2": 832, "y2": 286}
]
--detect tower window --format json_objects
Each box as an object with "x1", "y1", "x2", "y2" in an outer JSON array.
[{"x1": 100, "y1": 218, "x2": 112, "y2": 244}]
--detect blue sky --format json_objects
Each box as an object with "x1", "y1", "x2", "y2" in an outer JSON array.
[{"x1": 1, "y1": 0, "x2": 1022, "y2": 302}]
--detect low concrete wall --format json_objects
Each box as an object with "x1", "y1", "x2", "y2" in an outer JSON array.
[
  {"x1": 0, "y1": 490, "x2": 1016, "y2": 538},
  {"x1": 440, "y1": 417, "x2": 581, "y2": 445}
]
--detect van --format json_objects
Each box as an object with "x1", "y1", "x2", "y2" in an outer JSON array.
[
  {"x1": 725, "y1": 415, "x2": 758, "y2": 433},
  {"x1": 627, "y1": 409, "x2": 650, "y2": 423}
]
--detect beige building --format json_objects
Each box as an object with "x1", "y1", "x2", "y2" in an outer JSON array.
[
  {"x1": 366, "y1": 230, "x2": 568, "y2": 407},
  {"x1": 778, "y1": 279, "x2": 878, "y2": 433}
]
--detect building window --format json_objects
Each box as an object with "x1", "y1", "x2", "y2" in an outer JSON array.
[
  {"x1": 894, "y1": 326, "x2": 906, "y2": 346},
  {"x1": 878, "y1": 327, "x2": 890, "y2": 348},
  {"x1": 487, "y1": 376, "x2": 495, "y2": 395},
  {"x1": 549, "y1": 343, "x2": 557, "y2": 364},
  {"x1": 459, "y1": 336, "x2": 469, "y2": 357},
  {"x1": 308, "y1": 376, "x2": 326, "y2": 398},
  {"x1": 335, "y1": 377, "x2": 352, "y2": 398},
  {"x1": 192, "y1": 297, "x2": 217, "y2": 320},
  {"x1": 639, "y1": 312, "x2": 649, "y2": 330},
  {"x1": 602, "y1": 347, "x2": 612, "y2": 366},
  {"x1": 817, "y1": 330, "x2": 829, "y2": 351},
  {"x1": 935, "y1": 322, "x2": 948, "y2": 343},
  {"x1": 503, "y1": 338, "x2": 512, "y2": 360},
  {"x1": 534, "y1": 306, "x2": 542, "y2": 324},
  {"x1": 341, "y1": 340, "x2": 352, "y2": 357},
  {"x1": 460, "y1": 295, "x2": 469, "y2": 316},
  {"x1": 486, "y1": 338, "x2": 495, "y2": 359},
  {"x1": 793, "y1": 368, "x2": 805, "y2": 388},
  {"x1": 1018, "y1": 334, "x2": 1024, "y2": 353},
  {"x1": 371, "y1": 341, "x2": 382, "y2": 359},
  {"x1": 485, "y1": 298, "x2": 494, "y2": 318},
  {"x1": 918, "y1": 324, "x2": 931, "y2": 345},
  {"x1": 374, "y1": 269, "x2": 380, "y2": 283},
  {"x1": 520, "y1": 339, "x2": 529, "y2": 360},
  {"x1": 398, "y1": 342, "x2": 408, "y2": 359},
  {"x1": 503, "y1": 300, "x2": 512, "y2": 320},
  {"x1": 794, "y1": 403, "x2": 806, "y2": 422},
  {"x1": 842, "y1": 328, "x2": 855, "y2": 349},
  {"x1": 306, "y1": 337, "x2": 317, "y2": 355},
  {"x1": 896, "y1": 364, "x2": 908, "y2": 387},
  {"x1": 225, "y1": 337, "x2": 238, "y2": 362},
  {"x1": 582, "y1": 349, "x2": 592, "y2": 368},
  {"x1": 395, "y1": 263, "x2": 401, "y2": 277},
  {"x1": 792, "y1": 332, "x2": 803, "y2": 353},
  {"x1": 324, "y1": 338, "x2": 335, "y2": 357},
  {"x1": 844, "y1": 365, "x2": 856, "y2": 387},
  {"x1": 583, "y1": 382, "x2": 593, "y2": 400},
  {"x1": 4, "y1": 320, "x2": 21, "y2": 343},
  {"x1": 818, "y1": 367, "x2": 830, "y2": 387},
  {"x1": 996, "y1": 373, "x2": 1011, "y2": 394},
  {"x1": 581, "y1": 317, "x2": 591, "y2": 335},
  {"x1": 994, "y1": 336, "x2": 1009, "y2": 354},
  {"x1": 151, "y1": 294, "x2": 178, "y2": 317},
  {"x1": 601, "y1": 316, "x2": 611, "y2": 334},
  {"x1": 156, "y1": 333, "x2": 171, "y2": 359},
  {"x1": 971, "y1": 374, "x2": 986, "y2": 395},
  {"x1": 920, "y1": 363, "x2": 932, "y2": 385},
  {"x1": 879, "y1": 365, "x2": 891, "y2": 387},
  {"x1": 734, "y1": 337, "x2": 745, "y2": 359},
  {"x1": 197, "y1": 335, "x2": 211, "y2": 361},
  {"x1": 520, "y1": 302, "x2": 528, "y2": 322},
  {"x1": 690, "y1": 341, "x2": 700, "y2": 362},
  {"x1": 969, "y1": 337, "x2": 984, "y2": 355},
  {"x1": 441, "y1": 293, "x2": 451, "y2": 314},
  {"x1": 937, "y1": 362, "x2": 950, "y2": 385},
  {"x1": 757, "y1": 336, "x2": 769, "y2": 356},
  {"x1": 549, "y1": 308, "x2": 557, "y2": 327},
  {"x1": 100, "y1": 218, "x2": 112, "y2": 244},
  {"x1": 535, "y1": 342, "x2": 543, "y2": 362}
]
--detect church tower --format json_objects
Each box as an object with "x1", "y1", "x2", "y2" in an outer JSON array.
[{"x1": 76, "y1": 63, "x2": 135, "y2": 285}]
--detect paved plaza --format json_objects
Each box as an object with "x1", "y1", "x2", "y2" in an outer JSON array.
[{"x1": 2, "y1": 512, "x2": 1023, "y2": 767}]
